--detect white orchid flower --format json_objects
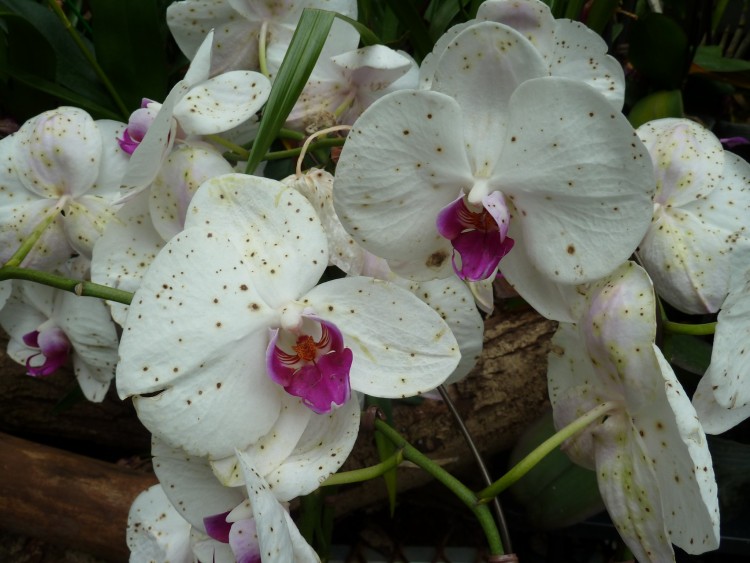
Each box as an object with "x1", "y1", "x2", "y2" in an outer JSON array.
[
  {"x1": 116, "y1": 173, "x2": 459, "y2": 459},
  {"x1": 419, "y1": 0, "x2": 625, "y2": 109},
  {"x1": 0, "y1": 280, "x2": 119, "y2": 402},
  {"x1": 119, "y1": 30, "x2": 271, "y2": 200},
  {"x1": 636, "y1": 118, "x2": 750, "y2": 314},
  {"x1": 334, "y1": 21, "x2": 654, "y2": 321},
  {"x1": 548, "y1": 261, "x2": 719, "y2": 561},
  {"x1": 0, "y1": 107, "x2": 127, "y2": 270}
]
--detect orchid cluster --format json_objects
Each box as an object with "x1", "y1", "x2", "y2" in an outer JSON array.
[{"x1": 0, "y1": 0, "x2": 748, "y2": 561}]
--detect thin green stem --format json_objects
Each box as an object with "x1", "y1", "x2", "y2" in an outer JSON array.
[
  {"x1": 374, "y1": 418, "x2": 504, "y2": 556},
  {"x1": 477, "y1": 401, "x2": 617, "y2": 501},
  {"x1": 662, "y1": 319, "x2": 717, "y2": 336},
  {"x1": 320, "y1": 449, "x2": 404, "y2": 486},
  {"x1": 258, "y1": 20, "x2": 270, "y2": 78},
  {"x1": 0, "y1": 266, "x2": 134, "y2": 305},
  {"x1": 278, "y1": 128, "x2": 307, "y2": 141},
  {"x1": 264, "y1": 137, "x2": 345, "y2": 161},
  {"x1": 47, "y1": 0, "x2": 130, "y2": 119},
  {"x1": 4, "y1": 203, "x2": 63, "y2": 268},
  {"x1": 206, "y1": 135, "x2": 250, "y2": 159}
]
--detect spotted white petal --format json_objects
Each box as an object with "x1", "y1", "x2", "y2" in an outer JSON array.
[
  {"x1": 186, "y1": 173, "x2": 328, "y2": 309},
  {"x1": 497, "y1": 77, "x2": 654, "y2": 285},
  {"x1": 236, "y1": 450, "x2": 320, "y2": 562},
  {"x1": 303, "y1": 276, "x2": 460, "y2": 397},
  {"x1": 126, "y1": 484, "x2": 194, "y2": 563}
]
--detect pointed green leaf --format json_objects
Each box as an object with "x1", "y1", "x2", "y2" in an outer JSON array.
[{"x1": 245, "y1": 8, "x2": 335, "y2": 173}]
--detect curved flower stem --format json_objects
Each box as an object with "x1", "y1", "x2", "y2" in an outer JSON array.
[
  {"x1": 373, "y1": 418, "x2": 504, "y2": 556},
  {"x1": 295, "y1": 125, "x2": 352, "y2": 176},
  {"x1": 47, "y1": 0, "x2": 130, "y2": 119},
  {"x1": 320, "y1": 449, "x2": 404, "y2": 486},
  {"x1": 476, "y1": 401, "x2": 617, "y2": 501},
  {"x1": 264, "y1": 137, "x2": 345, "y2": 162},
  {"x1": 4, "y1": 202, "x2": 64, "y2": 268},
  {"x1": 0, "y1": 266, "x2": 134, "y2": 305},
  {"x1": 258, "y1": 20, "x2": 270, "y2": 78},
  {"x1": 662, "y1": 319, "x2": 716, "y2": 336},
  {"x1": 438, "y1": 385, "x2": 513, "y2": 553}
]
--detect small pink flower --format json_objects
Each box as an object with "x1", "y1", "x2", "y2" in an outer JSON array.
[
  {"x1": 267, "y1": 316, "x2": 352, "y2": 414},
  {"x1": 22, "y1": 321, "x2": 71, "y2": 377},
  {"x1": 118, "y1": 99, "x2": 160, "y2": 155}
]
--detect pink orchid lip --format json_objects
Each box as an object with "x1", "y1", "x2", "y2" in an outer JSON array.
[
  {"x1": 204, "y1": 511, "x2": 232, "y2": 543},
  {"x1": 204, "y1": 512, "x2": 261, "y2": 563},
  {"x1": 22, "y1": 324, "x2": 71, "y2": 377},
  {"x1": 436, "y1": 191, "x2": 514, "y2": 282},
  {"x1": 266, "y1": 315, "x2": 352, "y2": 414},
  {"x1": 117, "y1": 101, "x2": 159, "y2": 155}
]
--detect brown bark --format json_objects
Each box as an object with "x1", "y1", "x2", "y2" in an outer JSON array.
[
  {"x1": 0, "y1": 303, "x2": 556, "y2": 560},
  {"x1": 0, "y1": 431, "x2": 157, "y2": 562}
]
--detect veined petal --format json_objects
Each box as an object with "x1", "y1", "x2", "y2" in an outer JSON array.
[
  {"x1": 174, "y1": 71, "x2": 270, "y2": 136},
  {"x1": 185, "y1": 173, "x2": 328, "y2": 308},
  {"x1": 117, "y1": 229, "x2": 282, "y2": 457},
  {"x1": 266, "y1": 394, "x2": 360, "y2": 501},
  {"x1": 432, "y1": 21, "x2": 548, "y2": 176},
  {"x1": 476, "y1": 0, "x2": 555, "y2": 54},
  {"x1": 236, "y1": 451, "x2": 320, "y2": 562},
  {"x1": 594, "y1": 414, "x2": 676, "y2": 563},
  {"x1": 152, "y1": 437, "x2": 246, "y2": 533},
  {"x1": 61, "y1": 196, "x2": 117, "y2": 258},
  {"x1": 497, "y1": 77, "x2": 654, "y2": 284},
  {"x1": 15, "y1": 107, "x2": 101, "y2": 199},
  {"x1": 149, "y1": 142, "x2": 234, "y2": 241},
  {"x1": 126, "y1": 484, "x2": 193, "y2": 563},
  {"x1": 633, "y1": 349, "x2": 719, "y2": 554},
  {"x1": 333, "y1": 90, "x2": 473, "y2": 277},
  {"x1": 303, "y1": 276, "x2": 460, "y2": 397},
  {"x1": 90, "y1": 192, "x2": 164, "y2": 326},
  {"x1": 551, "y1": 19, "x2": 625, "y2": 109}
]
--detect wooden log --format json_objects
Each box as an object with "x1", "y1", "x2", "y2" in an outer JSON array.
[{"x1": 0, "y1": 431, "x2": 157, "y2": 562}]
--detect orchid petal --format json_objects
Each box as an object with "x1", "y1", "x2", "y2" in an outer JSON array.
[
  {"x1": 693, "y1": 373, "x2": 750, "y2": 434},
  {"x1": 236, "y1": 451, "x2": 320, "y2": 562},
  {"x1": 303, "y1": 276, "x2": 460, "y2": 397},
  {"x1": 185, "y1": 173, "x2": 328, "y2": 308},
  {"x1": 497, "y1": 77, "x2": 654, "y2": 284},
  {"x1": 126, "y1": 484, "x2": 193, "y2": 563},
  {"x1": 152, "y1": 437, "x2": 246, "y2": 533},
  {"x1": 117, "y1": 229, "x2": 282, "y2": 458},
  {"x1": 149, "y1": 142, "x2": 233, "y2": 241},
  {"x1": 90, "y1": 192, "x2": 164, "y2": 326},
  {"x1": 267, "y1": 394, "x2": 360, "y2": 501},
  {"x1": 61, "y1": 196, "x2": 117, "y2": 258},
  {"x1": 14, "y1": 107, "x2": 101, "y2": 199},
  {"x1": 333, "y1": 90, "x2": 472, "y2": 277},
  {"x1": 228, "y1": 518, "x2": 261, "y2": 563},
  {"x1": 477, "y1": 0, "x2": 555, "y2": 53},
  {"x1": 174, "y1": 71, "x2": 270, "y2": 136},
  {"x1": 550, "y1": 19, "x2": 625, "y2": 109},
  {"x1": 431, "y1": 22, "x2": 547, "y2": 175}
]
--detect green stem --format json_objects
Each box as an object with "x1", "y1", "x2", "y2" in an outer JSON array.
[
  {"x1": 374, "y1": 418, "x2": 504, "y2": 556},
  {"x1": 47, "y1": 0, "x2": 130, "y2": 119},
  {"x1": 206, "y1": 135, "x2": 250, "y2": 159},
  {"x1": 0, "y1": 266, "x2": 134, "y2": 305},
  {"x1": 662, "y1": 319, "x2": 717, "y2": 336},
  {"x1": 321, "y1": 449, "x2": 404, "y2": 486},
  {"x1": 263, "y1": 137, "x2": 345, "y2": 161},
  {"x1": 4, "y1": 204, "x2": 63, "y2": 268},
  {"x1": 477, "y1": 401, "x2": 617, "y2": 501},
  {"x1": 278, "y1": 128, "x2": 306, "y2": 141}
]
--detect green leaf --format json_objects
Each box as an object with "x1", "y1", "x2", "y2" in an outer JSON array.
[
  {"x1": 0, "y1": 1, "x2": 117, "y2": 119},
  {"x1": 628, "y1": 89, "x2": 684, "y2": 129},
  {"x1": 89, "y1": 0, "x2": 170, "y2": 111},
  {"x1": 585, "y1": 0, "x2": 619, "y2": 35},
  {"x1": 663, "y1": 333, "x2": 712, "y2": 376},
  {"x1": 426, "y1": 0, "x2": 471, "y2": 40},
  {"x1": 244, "y1": 8, "x2": 335, "y2": 174},
  {"x1": 693, "y1": 45, "x2": 750, "y2": 73},
  {"x1": 334, "y1": 12, "x2": 381, "y2": 46},
  {"x1": 381, "y1": 0, "x2": 433, "y2": 61},
  {"x1": 628, "y1": 13, "x2": 689, "y2": 89}
]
